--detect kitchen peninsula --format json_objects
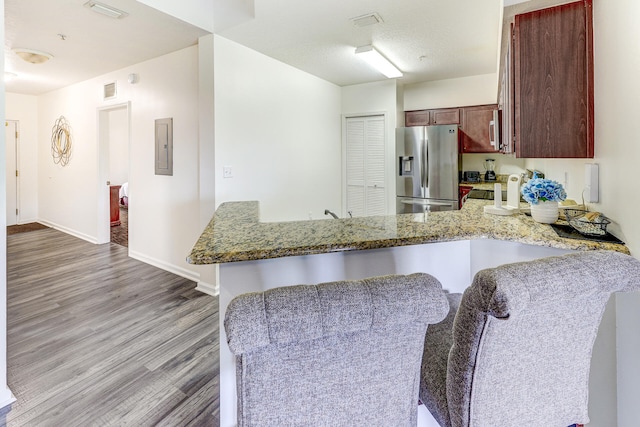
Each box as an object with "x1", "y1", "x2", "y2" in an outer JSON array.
[
  {"x1": 188, "y1": 199, "x2": 627, "y2": 265},
  {"x1": 188, "y1": 199, "x2": 627, "y2": 427}
]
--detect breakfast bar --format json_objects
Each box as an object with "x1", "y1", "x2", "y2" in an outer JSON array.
[{"x1": 188, "y1": 199, "x2": 628, "y2": 427}]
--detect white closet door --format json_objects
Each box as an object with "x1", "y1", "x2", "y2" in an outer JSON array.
[{"x1": 345, "y1": 115, "x2": 386, "y2": 217}]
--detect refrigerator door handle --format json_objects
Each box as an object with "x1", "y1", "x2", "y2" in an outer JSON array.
[
  {"x1": 422, "y1": 136, "x2": 429, "y2": 190},
  {"x1": 489, "y1": 120, "x2": 496, "y2": 148},
  {"x1": 490, "y1": 110, "x2": 500, "y2": 149}
]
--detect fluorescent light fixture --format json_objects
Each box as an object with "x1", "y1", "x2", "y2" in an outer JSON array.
[
  {"x1": 84, "y1": 1, "x2": 128, "y2": 19},
  {"x1": 355, "y1": 45, "x2": 402, "y2": 79}
]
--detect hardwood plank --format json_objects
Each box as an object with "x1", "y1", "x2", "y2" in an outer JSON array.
[{"x1": 4, "y1": 228, "x2": 218, "y2": 426}]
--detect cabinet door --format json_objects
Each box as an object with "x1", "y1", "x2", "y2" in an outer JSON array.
[
  {"x1": 514, "y1": 0, "x2": 594, "y2": 158},
  {"x1": 500, "y1": 26, "x2": 514, "y2": 154},
  {"x1": 460, "y1": 105, "x2": 499, "y2": 153},
  {"x1": 430, "y1": 108, "x2": 460, "y2": 125},
  {"x1": 405, "y1": 110, "x2": 430, "y2": 126},
  {"x1": 459, "y1": 185, "x2": 473, "y2": 209}
]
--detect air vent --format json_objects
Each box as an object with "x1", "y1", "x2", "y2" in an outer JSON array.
[
  {"x1": 350, "y1": 12, "x2": 383, "y2": 27},
  {"x1": 103, "y1": 82, "x2": 117, "y2": 100}
]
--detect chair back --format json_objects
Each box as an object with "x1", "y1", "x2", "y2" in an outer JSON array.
[
  {"x1": 224, "y1": 273, "x2": 449, "y2": 427},
  {"x1": 447, "y1": 250, "x2": 640, "y2": 427}
]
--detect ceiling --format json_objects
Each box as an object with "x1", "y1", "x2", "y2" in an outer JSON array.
[
  {"x1": 218, "y1": 0, "x2": 504, "y2": 87},
  {"x1": 4, "y1": 0, "x2": 209, "y2": 95},
  {"x1": 5, "y1": 0, "x2": 513, "y2": 95}
]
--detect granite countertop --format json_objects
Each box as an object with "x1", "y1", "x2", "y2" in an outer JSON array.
[{"x1": 187, "y1": 199, "x2": 629, "y2": 265}]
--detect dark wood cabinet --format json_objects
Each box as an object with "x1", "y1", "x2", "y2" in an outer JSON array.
[
  {"x1": 110, "y1": 185, "x2": 121, "y2": 227},
  {"x1": 459, "y1": 185, "x2": 473, "y2": 209},
  {"x1": 513, "y1": 0, "x2": 594, "y2": 158},
  {"x1": 430, "y1": 108, "x2": 460, "y2": 125},
  {"x1": 460, "y1": 104, "x2": 500, "y2": 153},
  {"x1": 405, "y1": 110, "x2": 430, "y2": 126},
  {"x1": 405, "y1": 108, "x2": 460, "y2": 127}
]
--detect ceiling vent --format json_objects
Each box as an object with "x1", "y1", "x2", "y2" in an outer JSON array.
[
  {"x1": 103, "y1": 81, "x2": 117, "y2": 100},
  {"x1": 350, "y1": 12, "x2": 383, "y2": 27}
]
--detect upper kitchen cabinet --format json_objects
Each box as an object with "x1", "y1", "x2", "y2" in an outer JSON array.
[
  {"x1": 460, "y1": 104, "x2": 500, "y2": 153},
  {"x1": 405, "y1": 108, "x2": 460, "y2": 127},
  {"x1": 430, "y1": 108, "x2": 460, "y2": 125},
  {"x1": 513, "y1": 0, "x2": 594, "y2": 158},
  {"x1": 405, "y1": 110, "x2": 430, "y2": 126}
]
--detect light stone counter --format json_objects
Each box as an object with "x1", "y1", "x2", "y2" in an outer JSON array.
[{"x1": 187, "y1": 198, "x2": 629, "y2": 265}]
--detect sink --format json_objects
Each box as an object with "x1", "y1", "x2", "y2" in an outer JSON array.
[
  {"x1": 467, "y1": 188, "x2": 525, "y2": 203},
  {"x1": 467, "y1": 188, "x2": 507, "y2": 201}
]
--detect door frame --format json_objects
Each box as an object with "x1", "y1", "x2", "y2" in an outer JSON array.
[
  {"x1": 96, "y1": 102, "x2": 131, "y2": 245},
  {"x1": 5, "y1": 120, "x2": 19, "y2": 226}
]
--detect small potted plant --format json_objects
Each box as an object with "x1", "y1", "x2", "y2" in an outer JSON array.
[{"x1": 521, "y1": 178, "x2": 567, "y2": 223}]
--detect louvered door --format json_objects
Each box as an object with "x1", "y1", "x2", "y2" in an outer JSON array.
[{"x1": 345, "y1": 116, "x2": 386, "y2": 217}]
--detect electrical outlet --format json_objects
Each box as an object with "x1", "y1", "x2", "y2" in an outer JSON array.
[{"x1": 223, "y1": 166, "x2": 233, "y2": 178}]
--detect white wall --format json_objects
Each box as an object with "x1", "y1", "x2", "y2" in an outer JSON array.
[
  {"x1": 213, "y1": 35, "x2": 342, "y2": 222},
  {"x1": 107, "y1": 107, "x2": 129, "y2": 186},
  {"x1": 36, "y1": 46, "x2": 202, "y2": 281},
  {"x1": 403, "y1": 73, "x2": 498, "y2": 111},
  {"x1": 341, "y1": 80, "x2": 399, "y2": 215},
  {"x1": 5, "y1": 93, "x2": 38, "y2": 223},
  {"x1": 137, "y1": 0, "x2": 214, "y2": 32},
  {"x1": 462, "y1": 153, "x2": 526, "y2": 177}
]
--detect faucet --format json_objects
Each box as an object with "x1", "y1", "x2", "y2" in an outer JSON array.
[{"x1": 324, "y1": 209, "x2": 339, "y2": 219}]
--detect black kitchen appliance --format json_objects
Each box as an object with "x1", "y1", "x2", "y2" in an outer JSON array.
[
  {"x1": 463, "y1": 171, "x2": 481, "y2": 182},
  {"x1": 483, "y1": 159, "x2": 496, "y2": 181}
]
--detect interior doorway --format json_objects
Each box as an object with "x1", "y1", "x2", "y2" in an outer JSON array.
[
  {"x1": 97, "y1": 102, "x2": 131, "y2": 246},
  {"x1": 5, "y1": 121, "x2": 19, "y2": 226}
]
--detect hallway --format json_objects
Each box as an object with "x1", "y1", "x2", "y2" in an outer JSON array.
[{"x1": 5, "y1": 227, "x2": 219, "y2": 426}]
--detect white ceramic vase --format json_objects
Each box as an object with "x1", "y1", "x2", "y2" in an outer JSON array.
[{"x1": 530, "y1": 200, "x2": 559, "y2": 224}]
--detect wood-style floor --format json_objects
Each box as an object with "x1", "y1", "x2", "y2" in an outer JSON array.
[{"x1": 4, "y1": 228, "x2": 219, "y2": 426}]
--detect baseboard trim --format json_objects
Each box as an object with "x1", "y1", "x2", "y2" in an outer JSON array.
[
  {"x1": 38, "y1": 220, "x2": 97, "y2": 244},
  {"x1": 16, "y1": 218, "x2": 39, "y2": 225},
  {"x1": 0, "y1": 388, "x2": 16, "y2": 411},
  {"x1": 129, "y1": 250, "x2": 200, "y2": 283},
  {"x1": 195, "y1": 281, "x2": 219, "y2": 296}
]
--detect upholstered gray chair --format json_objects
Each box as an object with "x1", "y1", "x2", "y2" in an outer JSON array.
[
  {"x1": 224, "y1": 273, "x2": 449, "y2": 427},
  {"x1": 420, "y1": 250, "x2": 640, "y2": 427}
]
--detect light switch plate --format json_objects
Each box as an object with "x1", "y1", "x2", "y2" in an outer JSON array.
[{"x1": 223, "y1": 166, "x2": 233, "y2": 178}]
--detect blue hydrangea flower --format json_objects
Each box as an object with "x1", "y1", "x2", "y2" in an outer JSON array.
[{"x1": 521, "y1": 178, "x2": 567, "y2": 205}]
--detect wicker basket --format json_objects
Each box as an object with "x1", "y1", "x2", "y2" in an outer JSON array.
[{"x1": 563, "y1": 209, "x2": 610, "y2": 236}]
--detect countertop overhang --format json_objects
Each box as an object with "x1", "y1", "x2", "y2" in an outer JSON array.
[{"x1": 187, "y1": 199, "x2": 629, "y2": 265}]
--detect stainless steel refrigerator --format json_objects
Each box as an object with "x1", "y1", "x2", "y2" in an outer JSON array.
[{"x1": 396, "y1": 125, "x2": 460, "y2": 213}]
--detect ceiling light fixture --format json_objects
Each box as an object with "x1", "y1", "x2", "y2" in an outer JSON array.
[
  {"x1": 84, "y1": 1, "x2": 129, "y2": 19},
  {"x1": 13, "y1": 48, "x2": 53, "y2": 64},
  {"x1": 355, "y1": 45, "x2": 402, "y2": 79}
]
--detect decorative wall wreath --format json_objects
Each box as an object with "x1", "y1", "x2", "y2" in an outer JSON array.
[{"x1": 51, "y1": 116, "x2": 72, "y2": 166}]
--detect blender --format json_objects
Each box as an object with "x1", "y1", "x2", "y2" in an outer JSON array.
[{"x1": 483, "y1": 158, "x2": 497, "y2": 181}]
